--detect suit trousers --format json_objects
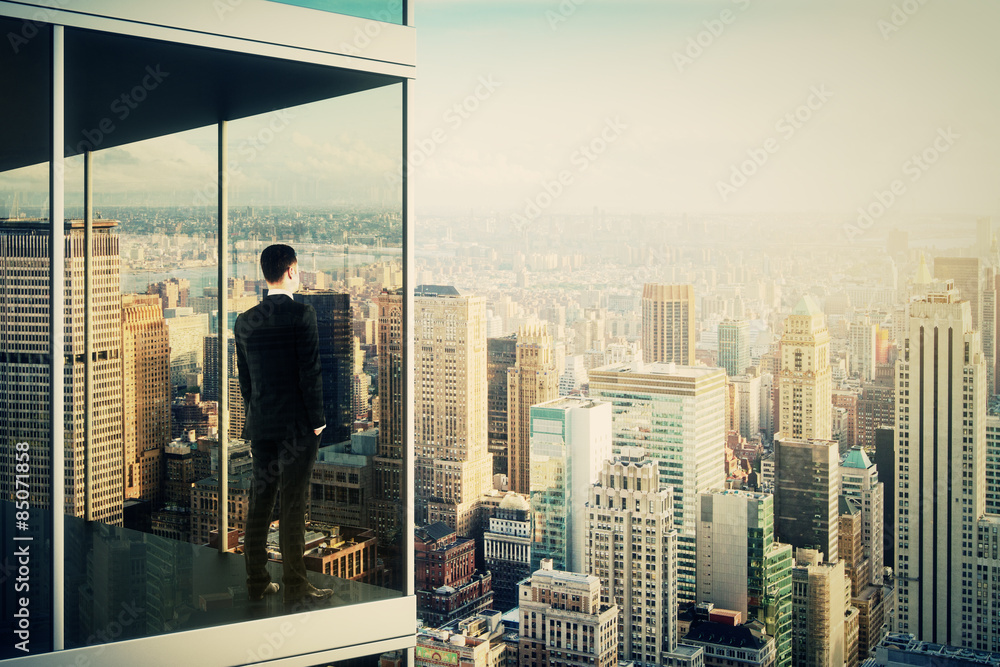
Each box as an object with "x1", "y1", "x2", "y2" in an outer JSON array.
[{"x1": 244, "y1": 431, "x2": 321, "y2": 596}]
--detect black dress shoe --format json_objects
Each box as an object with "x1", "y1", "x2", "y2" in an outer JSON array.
[
  {"x1": 283, "y1": 585, "x2": 335, "y2": 606},
  {"x1": 249, "y1": 582, "x2": 279, "y2": 601}
]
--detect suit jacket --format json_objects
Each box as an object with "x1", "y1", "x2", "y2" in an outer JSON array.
[{"x1": 235, "y1": 294, "x2": 325, "y2": 442}]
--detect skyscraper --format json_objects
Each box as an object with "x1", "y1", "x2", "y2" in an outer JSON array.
[
  {"x1": 529, "y1": 396, "x2": 611, "y2": 573},
  {"x1": 587, "y1": 449, "x2": 680, "y2": 666},
  {"x1": 840, "y1": 447, "x2": 883, "y2": 587},
  {"x1": 895, "y1": 282, "x2": 986, "y2": 646},
  {"x1": 778, "y1": 296, "x2": 832, "y2": 441},
  {"x1": 0, "y1": 219, "x2": 123, "y2": 525},
  {"x1": 488, "y1": 335, "x2": 517, "y2": 478},
  {"x1": 934, "y1": 256, "x2": 981, "y2": 329},
  {"x1": 849, "y1": 320, "x2": 877, "y2": 383},
  {"x1": 164, "y1": 309, "x2": 208, "y2": 387},
  {"x1": 298, "y1": 290, "x2": 353, "y2": 444},
  {"x1": 201, "y1": 334, "x2": 236, "y2": 402},
  {"x1": 507, "y1": 327, "x2": 559, "y2": 495},
  {"x1": 773, "y1": 437, "x2": 840, "y2": 564},
  {"x1": 372, "y1": 289, "x2": 404, "y2": 553},
  {"x1": 719, "y1": 319, "x2": 750, "y2": 377},
  {"x1": 696, "y1": 490, "x2": 793, "y2": 667},
  {"x1": 589, "y1": 361, "x2": 726, "y2": 603},
  {"x1": 121, "y1": 294, "x2": 171, "y2": 507},
  {"x1": 641, "y1": 283, "x2": 695, "y2": 365},
  {"x1": 414, "y1": 286, "x2": 493, "y2": 537},
  {"x1": 790, "y1": 549, "x2": 848, "y2": 667}
]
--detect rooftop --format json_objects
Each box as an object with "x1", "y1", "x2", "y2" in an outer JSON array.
[
  {"x1": 683, "y1": 620, "x2": 771, "y2": 651},
  {"x1": 415, "y1": 285, "x2": 462, "y2": 297},
  {"x1": 591, "y1": 361, "x2": 723, "y2": 379},
  {"x1": 792, "y1": 295, "x2": 823, "y2": 317},
  {"x1": 842, "y1": 446, "x2": 873, "y2": 470}
]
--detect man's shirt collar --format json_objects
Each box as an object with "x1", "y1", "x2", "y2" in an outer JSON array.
[{"x1": 267, "y1": 288, "x2": 294, "y2": 299}]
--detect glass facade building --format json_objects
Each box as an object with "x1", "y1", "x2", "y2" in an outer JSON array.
[{"x1": 0, "y1": 1, "x2": 415, "y2": 663}]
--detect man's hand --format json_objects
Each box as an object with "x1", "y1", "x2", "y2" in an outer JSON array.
[{"x1": 313, "y1": 425, "x2": 326, "y2": 436}]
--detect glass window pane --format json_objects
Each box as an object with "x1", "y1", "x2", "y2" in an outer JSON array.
[{"x1": 0, "y1": 16, "x2": 54, "y2": 660}]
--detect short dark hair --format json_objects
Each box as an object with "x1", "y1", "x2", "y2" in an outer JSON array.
[{"x1": 260, "y1": 244, "x2": 297, "y2": 284}]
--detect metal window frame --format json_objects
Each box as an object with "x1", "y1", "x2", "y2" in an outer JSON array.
[{"x1": 5, "y1": 2, "x2": 419, "y2": 662}]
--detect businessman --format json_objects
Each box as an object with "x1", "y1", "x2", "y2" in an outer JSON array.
[{"x1": 236, "y1": 244, "x2": 334, "y2": 605}]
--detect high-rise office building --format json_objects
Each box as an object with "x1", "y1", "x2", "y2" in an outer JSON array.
[
  {"x1": 778, "y1": 296, "x2": 832, "y2": 441},
  {"x1": 202, "y1": 334, "x2": 236, "y2": 402},
  {"x1": 840, "y1": 447, "x2": 883, "y2": 586},
  {"x1": 517, "y1": 560, "x2": 619, "y2": 667},
  {"x1": 934, "y1": 256, "x2": 981, "y2": 329},
  {"x1": 719, "y1": 319, "x2": 750, "y2": 377},
  {"x1": 589, "y1": 361, "x2": 726, "y2": 603},
  {"x1": 774, "y1": 437, "x2": 840, "y2": 564},
  {"x1": 839, "y1": 497, "x2": 891, "y2": 661},
  {"x1": 0, "y1": 219, "x2": 124, "y2": 525},
  {"x1": 372, "y1": 289, "x2": 404, "y2": 551},
  {"x1": 733, "y1": 372, "x2": 762, "y2": 440},
  {"x1": 895, "y1": 283, "x2": 986, "y2": 646},
  {"x1": 0, "y1": 1, "x2": 416, "y2": 662},
  {"x1": 695, "y1": 490, "x2": 793, "y2": 667},
  {"x1": 857, "y1": 365, "x2": 895, "y2": 452},
  {"x1": 508, "y1": 327, "x2": 559, "y2": 495},
  {"x1": 483, "y1": 491, "x2": 532, "y2": 612},
  {"x1": 790, "y1": 549, "x2": 848, "y2": 667},
  {"x1": 122, "y1": 294, "x2": 171, "y2": 507},
  {"x1": 529, "y1": 396, "x2": 611, "y2": 573},
  {"x1": 414, "y1": 286, "x2": 493, "y2": 537},
  {"x1": 987, "y1": 416, "x2": 1000, "y2": 514},
  {"x1": 488, "y1": 335, "x2": 517, "y2": 478},
  {"x1": 587, "y1": 448, "x2": 679, "y2": 665},
  {"x1": 164, "y1": 309, "x2": 209, "y2": 387},
  {"x1": 298, "y1": 290, "x2": 353, "y2": 444},
  {"x1": 641, "y1": 283, "x2": 695, "y2": 365},
  {"x1": 849, "y1": 320, "x2": 877, "y2": 383},
  {"x1": 982, "y1": 267, "x2": 996, "y2": 396}
]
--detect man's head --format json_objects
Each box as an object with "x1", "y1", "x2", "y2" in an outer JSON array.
[{"x1": 261, "y1": 244, "x2": 299, "y2": 291}]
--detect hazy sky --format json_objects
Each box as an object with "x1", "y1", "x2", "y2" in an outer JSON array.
[
  {"x1": 3, "y1": 0, "x2": 999, "y2": 222},
  {"x1": 413, "y1": 0, "x2": 1000, "y2": 219}
]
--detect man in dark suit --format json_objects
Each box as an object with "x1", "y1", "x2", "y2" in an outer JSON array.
[{"x1": 235, "y1": 244, "x2": 333, "y2": 604}]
